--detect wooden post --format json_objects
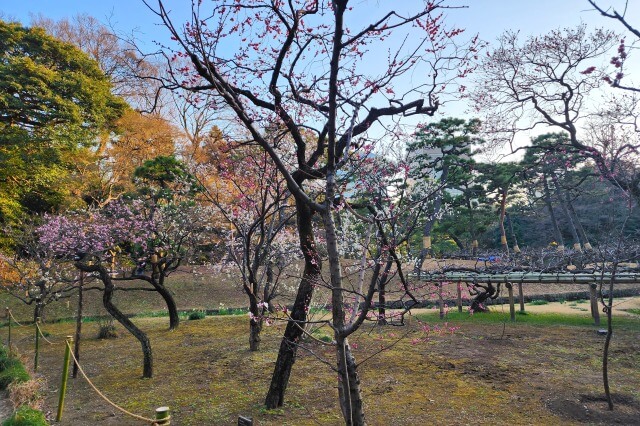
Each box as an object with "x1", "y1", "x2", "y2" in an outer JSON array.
[
  {"x1": 155, "y1": 406, "x2": 171, "y2": 425},
  {"x1": 34, "y1": 317, "x2": 40, "y2": 371},
  {"x1": 506, "y1": 283, "x2": 515, "y2": 322},
  {"x1": 590, "y1": 284, "x2": 600, "y2": 326},
  {"x1": 438, "y1": 284, "x2": 444, "y2": 319},
  {"x1": 56, "y1": 336, "x2": 73, "y2": 422},
  {"x1": 6, "y1": 308, "x2": 11, "y2": 354},
  {"x1": 518, "y1": 282, "x2": 525, "y2": 312},
  {"x1": 456, "y1": 282, "x2": 463, "y2": 313}
]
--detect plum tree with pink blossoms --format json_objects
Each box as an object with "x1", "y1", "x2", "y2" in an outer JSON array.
[
  {"x1": 38, "y1": 197, "x2": 212, "y2": 378},
  {"x1": 144, "y1": 0, "x2": 479, "y2": 422}
]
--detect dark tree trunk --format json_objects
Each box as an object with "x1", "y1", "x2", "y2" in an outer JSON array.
[
  {"x1": 265, "y1": 200, "x2": 320, "y2": 408},
  {"x1": 469, "y1": 282, "x2": 498, "y2": 313},
  {"x1": 249, "y1": 317, "x2": 263, "y2": 352},
  {"x1": 73, "y1": 275, "x2": 83, "y2": 379},
  {"x1": 542, "y1": 177, "x2": 565, "y2": 250},
  {"x1": 33, "y1": 303, "x2": 44, "y2": 324},
  {"x1": 498, "y1": 189, "x2": 509, "y2": 254},
  {"x1": 505, "y1": 212, "x2": 520, "y2": 253},
  {"x1": 564, "y1": 187, "x2": 592, "y2": 250},
  {"x1": 152, "y1": 274, "x2": 179, "y2": 330},
  {"x1": 336, "y1": 337, "x2": 365, "y2": 426},
  {"x1": 77, "y1": 262, "x2": 153, "y2": 378}
]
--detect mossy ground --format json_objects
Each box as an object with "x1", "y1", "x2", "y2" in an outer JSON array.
[{"x1": 4, "y1": 310, "x2": 639, "y2": 425}]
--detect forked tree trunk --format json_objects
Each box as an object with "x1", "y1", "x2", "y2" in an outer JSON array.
[
  {"x1": 265, "y1": 200, "x2": 320, "y2": 408},
  {"x1": 564, "y1": 189, "x2": 592, "y2": 250},
  {"x1": 543, "y1": 177, "x2": 565, "y2": 250},
  {"x1": 77, "y1": 262, "x2": 153, "y2": 378}
]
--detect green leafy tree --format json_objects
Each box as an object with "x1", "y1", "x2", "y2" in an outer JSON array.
[
  {"x1": 0, "y1": 20, "x2": 127, "y2": 230},
  {"x1": 477, "y1": 162, "x2": 523, "y2": 253},
  {"x1": 407, "y1": 117, "x2": 483, "y2": 267}
]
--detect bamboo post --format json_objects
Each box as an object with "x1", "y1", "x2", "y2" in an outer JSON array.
[
  {"x1": 506, "y1": 283, "x2": 515, "y2": 322},
  {"x1": 6, "y1": 308, "x2": 11, "y2": 353},
  {"x1": 155, "y1": 407, "x2": 171, "y2": 425},
  {"x1": 56, "y1": 336, "x2": 73, "y2": 422},
  {"x1": 518, "y1": 282, "x2": 525, "y2": 312},
  {"x1": 590, "y1": 284, "x2": 600, "y2": 326},
  {"x1": 456, "y1": 282, "x2": 463, "y2": 313},
  {"x1": 34, "y1": 317, "x2": 40, "y2": 372},
  {"x1": 438, "y1": 284, "x2": 444, "y2": 319}
]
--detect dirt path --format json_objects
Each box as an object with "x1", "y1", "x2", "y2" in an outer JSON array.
[{"x1": 0, "y1": 392, "x2": 13, "y2": 422}]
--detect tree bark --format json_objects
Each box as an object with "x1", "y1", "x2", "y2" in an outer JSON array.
[
  {"x1": 249, "y1": 316, "x2": 263, "y2": 352},
  {"x1": 336, "y1": 337, "x2": 366, "y2": 426},
  {"x1": 151, "y1": 274, "x2": 180, "y2": 330},
  {"x1": 73, "y1": 273, "x2": 83, "y2": 379},
  {"x1": 505, "y1": 212, "x2": 520, "y2": 253},
  {"x1": 265, "y1": 199, "x2": 320, "y2": 408},
  {"x1": 498, "y1": 189, "x2": 509, "y2": 254},
  {"x1": 543, "y1": 177, "x2": 565, "y2": 250},
  {"x1": 77, "y1": 262, "x2": 153, "y2": 378}
]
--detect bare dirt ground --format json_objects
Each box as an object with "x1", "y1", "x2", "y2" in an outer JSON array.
[{"x1": 4, "y1": 304, "x2": 639, "y2": 425}]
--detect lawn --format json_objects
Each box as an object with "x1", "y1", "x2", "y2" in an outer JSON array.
[{"x1": 4, "y1": 308, "x2": 640, "y2": 425}]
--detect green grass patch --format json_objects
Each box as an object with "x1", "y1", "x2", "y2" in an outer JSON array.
[
  {"x1": 528, "y1": 300, "x2": 549, "y2": 306},
  {"x1": 188, "y1": 311, "x2": 206, "y2": 320},
  {"x1": 624, "y1": 308, "x2": 640, "y2": 315},
  {"x1": 0, "y1": 348, "x2": 29, "y2": 390},
  {"x1": 417, "y1": 310, "x2": 640, "y2": 329},
  {"x1": 2, "y1": 405, "x2": 48, "y2": 426}
]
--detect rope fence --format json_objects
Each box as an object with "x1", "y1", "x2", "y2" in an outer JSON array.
[
  {"x1": 62, "y1": 339, "x2": 170, "y2": 425},
  {"x1": 7, "y1": 308, "x2": 25, "y2": 327}
]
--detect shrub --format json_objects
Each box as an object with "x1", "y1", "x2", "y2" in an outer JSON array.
[
  {"x1": 529, "y1": 300, "x2": 549, "y2": 306},
  {"x1": 189, "y1": 311, "x2": 206, "y2": 320},
  {"x1": 96, "y1": 318, "x2": 118, "y2": 339},
  {"x1": 2, "y1": 405, "x2": 48, "y2": 426}
]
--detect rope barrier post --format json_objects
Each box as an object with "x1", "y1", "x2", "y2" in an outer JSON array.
[
  {"x1": 590, "y1": 284, "x2": 600, "y2": 326},
  {"x1": 56, "y1": 336, "x2": 73, "y2": 422},
  {"x1": 155, "y1": 406, "x2": 171, "y2": 425},
  {"x1": 456, "y1": 282, "x2": 462, "y2": 313},
  {"x1": 6, "y1": 308, "x2": 11, "y2": 355},
  {"x1": 34, "y1": 317, "x2": 40, "y2": 372},
  {"x1": 506, "y1": 283, "x2": 515, "y2": 322}
]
